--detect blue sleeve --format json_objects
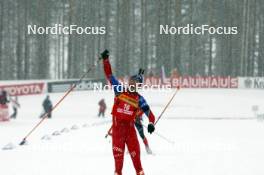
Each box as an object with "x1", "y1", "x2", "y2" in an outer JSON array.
[
  {"x1": 109, "y1": 75, "x2": 123, "y2": 95},
  {"x1": 139, "y1": 95, "x2": 151, "y2": 117}
]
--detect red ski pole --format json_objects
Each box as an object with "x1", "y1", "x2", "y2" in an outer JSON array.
[
  {"x1": 19, "y1": 60, "x2": 99, "y2": 146},
  {"x1": 154, "y1": 86, "x2": 180, "y2": 126}
]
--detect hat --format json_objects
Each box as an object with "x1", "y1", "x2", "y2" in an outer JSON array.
[{"x1": 130, "y1": 68, "x2": 144, "y2": 84}]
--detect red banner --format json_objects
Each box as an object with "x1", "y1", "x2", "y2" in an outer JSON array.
[
  {"x1": 0, "y1": 83, "x2": 45, "y2": 96},
  {"x1": 118, "y1": 76, "x2": 238, "y2": 89}
]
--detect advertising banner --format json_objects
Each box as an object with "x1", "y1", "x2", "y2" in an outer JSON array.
[
  {"x1": 118, "y1": 76, "x2": 238, "y2": 89},
  {"x1": 0, "y1": 83, "x2": 45, "y2": 96},
  {"x1": 47, "y1": 79, "x2": 106, "y2": 93},
  {"x1": 239, "y1": 77, "x2": 264, "y2": 89}
]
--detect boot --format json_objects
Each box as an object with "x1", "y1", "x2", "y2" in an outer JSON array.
[
  {"x1": 137, "y1": 170, "x2": 145, "y2": 175},
  {"x1": 145, "y1": 145, "x2": 153, "y2": 155}
]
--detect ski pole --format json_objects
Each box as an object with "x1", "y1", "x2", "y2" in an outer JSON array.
[
  {"x1": 105, "y1": 122, "x2": 174, "y2": 145},
  {"x1": 19, "y1": 60, "x2": 100, "y2": 146},
  {"x1": 105, "y1": 125, "x2": 113, "y2": 138},
  {"x1": 154, "y1": 86, "x2": 180, "y2": 126},
  {"x1": 140, "y1": 123, "x2": 175, "y2": 145},
  {"x1": 151, "y1": 128, "x2": 175, "y2": 145}
]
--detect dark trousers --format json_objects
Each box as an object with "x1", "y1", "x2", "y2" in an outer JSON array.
[
  {"x1": 10, "y1": 107, "x2": 17, "y2": 119},
  {"x1": 135, "y1": 119, "x2": 145, "y2": 140},
  {"x1": 98, "y1": 111, "x2": 105, "y2": 117}
]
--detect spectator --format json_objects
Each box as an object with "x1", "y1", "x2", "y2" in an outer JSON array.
[
  {"x1": 98, "y1": 98, "x2": 106, "y2": 117},
  {"x1": 42, "y1": 95, "x2": 53, "y2": 119},
  {"x1": 10, "y1": 96, "x2": 20, "y2": 119}
]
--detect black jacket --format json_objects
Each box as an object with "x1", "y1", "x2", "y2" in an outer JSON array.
[{"x1": 43, "y1": 98, "x2": 52, "y2": 111}]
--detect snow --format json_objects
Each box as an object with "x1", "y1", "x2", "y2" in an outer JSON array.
[{"x1": 0, "y1": 89, "x2": 264, "y2": 175}]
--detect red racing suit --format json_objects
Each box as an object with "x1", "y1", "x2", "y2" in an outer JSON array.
[{"x1": 103, "y1": 58, "x2": 155, "y2": 175}]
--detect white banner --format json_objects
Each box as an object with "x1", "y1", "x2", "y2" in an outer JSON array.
[{"x1": 238, "y1": 77, "x2": 264, "y2": 89}]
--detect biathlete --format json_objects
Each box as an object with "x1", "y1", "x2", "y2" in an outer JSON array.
[{"x1": 100, "y1": 50, "x2": 156, "y2": 175}]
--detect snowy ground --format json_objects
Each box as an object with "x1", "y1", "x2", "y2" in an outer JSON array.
[{"x1": 1, "y1": 89, "x2": 264, "y2": 175}]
